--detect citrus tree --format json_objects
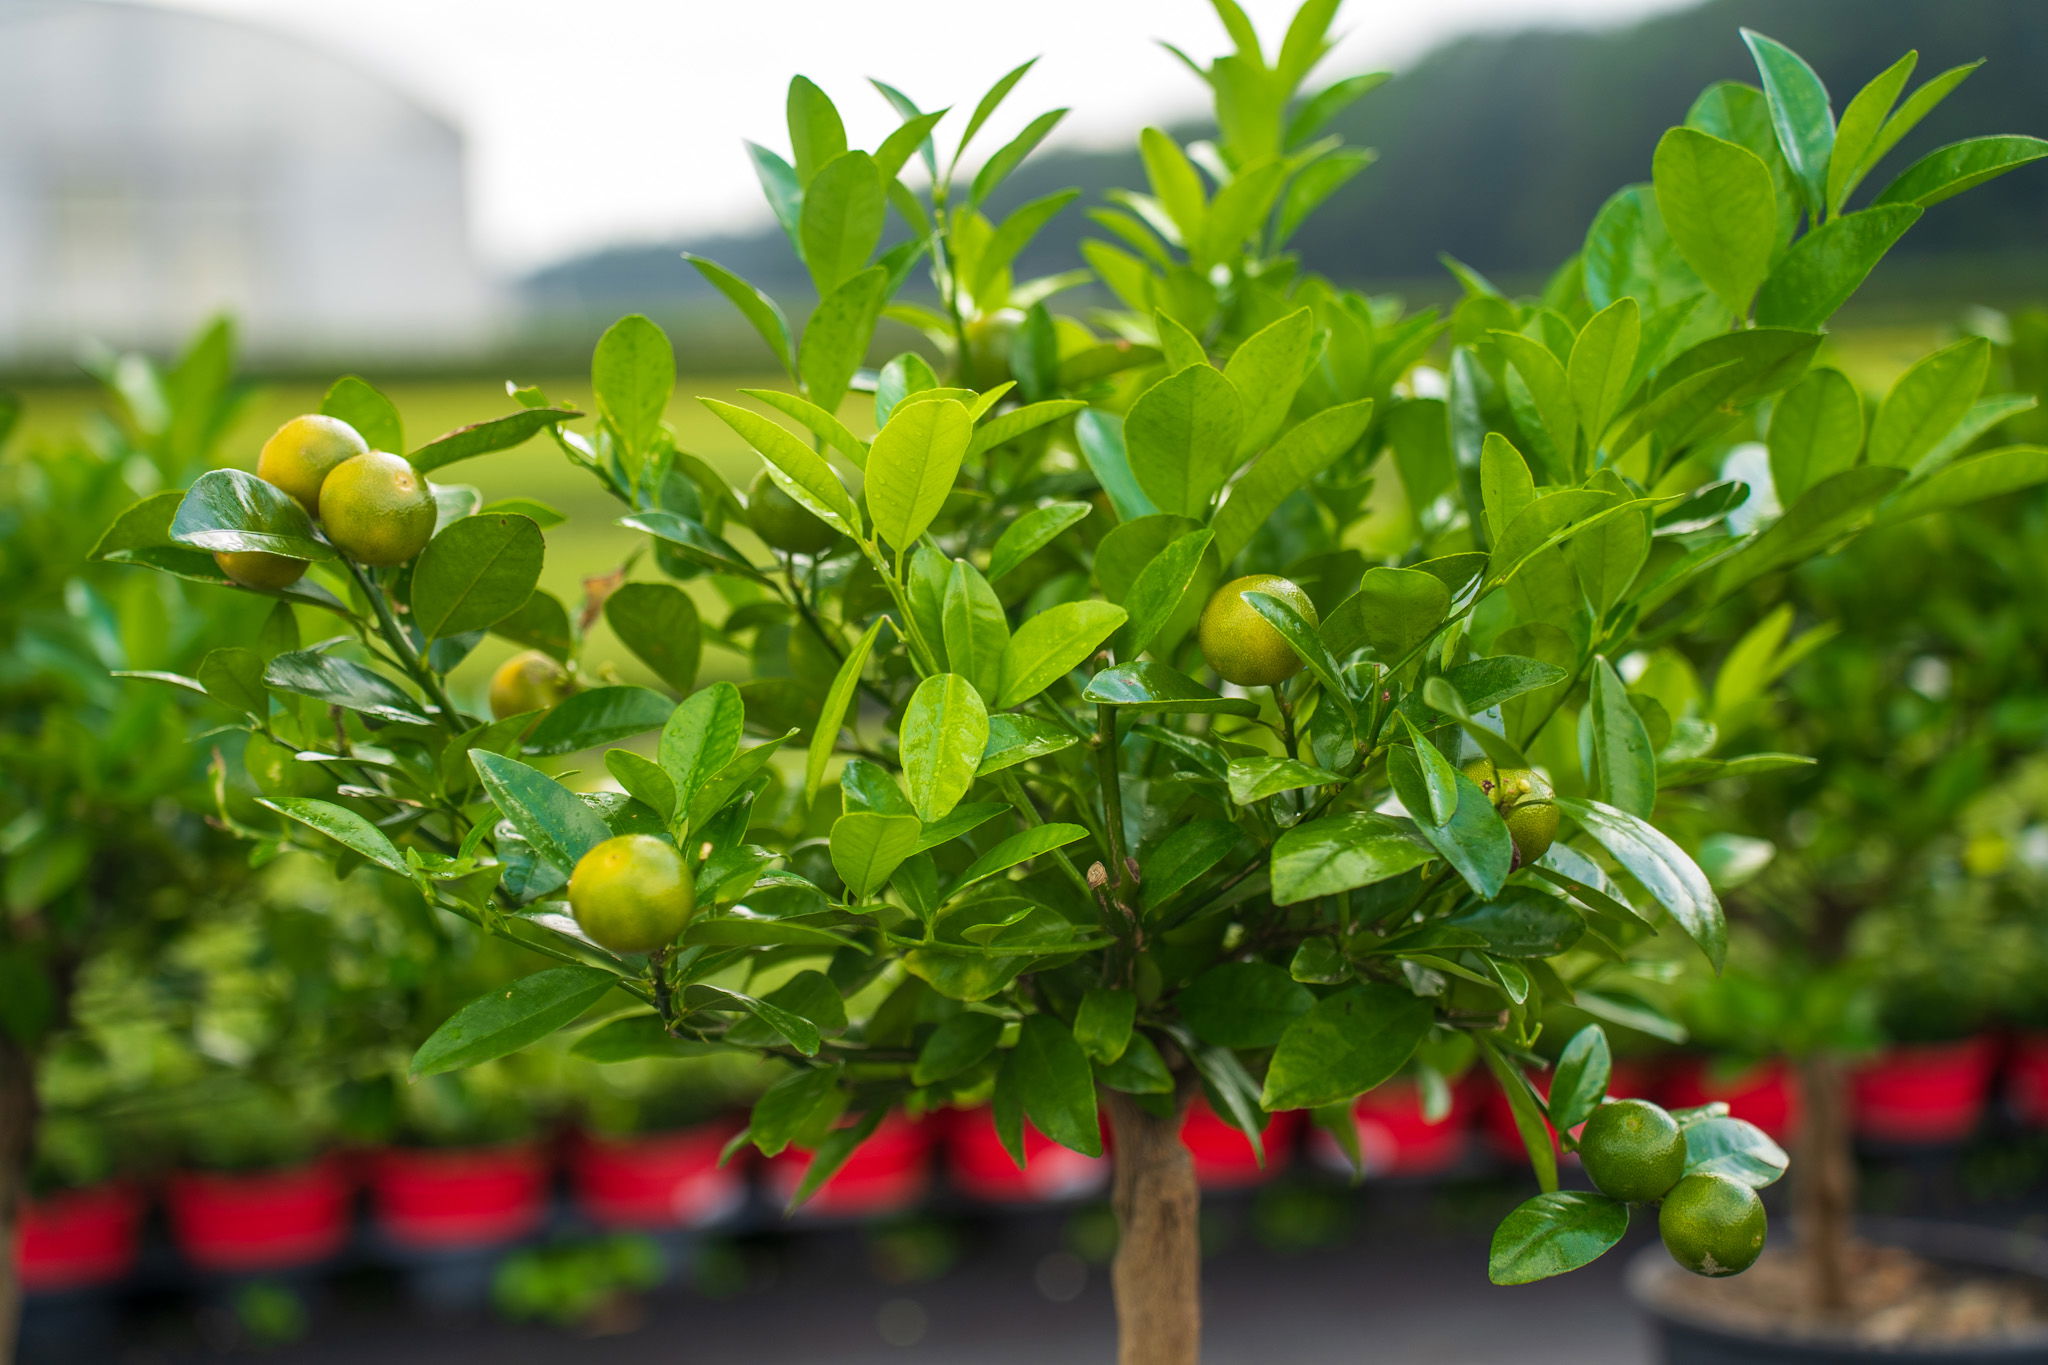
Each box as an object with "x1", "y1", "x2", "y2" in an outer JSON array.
[{"x1": 95, "y1": 6, "x2": 2047, "y2": 1360}]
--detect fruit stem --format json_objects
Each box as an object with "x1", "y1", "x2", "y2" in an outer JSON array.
[{"x1": 341, "y1": 556, "x2": 465, "y2": 734}]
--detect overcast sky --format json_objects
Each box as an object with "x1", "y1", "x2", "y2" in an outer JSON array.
[{"x1": 151, "y1": 0, "x2": 1689, "y2": 271}]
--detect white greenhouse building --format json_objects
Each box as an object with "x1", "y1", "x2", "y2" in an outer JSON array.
[{"x1": 0, "y1": 0, "x2": 501, "y2": 364}]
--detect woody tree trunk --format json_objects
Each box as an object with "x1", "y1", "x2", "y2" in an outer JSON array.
[
  {"x1": 0, "y1": 1036, "x2": 38, "y2": 1365},
  {"x1": 1794, "y1": 1050, "x2": 1855, "y2": 1319},
  {"x1": 1104, "y1": 1089, "x2": 1202, "y2": 1365}
]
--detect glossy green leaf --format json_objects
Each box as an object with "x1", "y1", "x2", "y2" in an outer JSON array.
[
  {"x1": 979, "y1": 714, "x2": 1079, "y2": 774},
  {"x1": 987, "y1": 501, "x2": 1090, "y2": 582},
  {"x1": 1073, "y1": 989, "x2": 1135, "y2": 1065},
  {"x1": 912, "y1": 1011, "x2": 1005, "y2": 1085},
  {"x1": 945, "y1": 823, "x2": 1087, "y2": 898},
  {"x1": 1756, "y1": 206, "x2": 1920, "y2": 331},
  {"x1": 868, "y1": 397, "x2": 972, "y2": 551},
  {"x1": 261, "y1": 797, "x2": 407, "y2": 874},
  {"x1": 1125, "y1": 365, "x2": 1245, "y2": 517},
  {"x1": 263, "y1": 651, "x2": 429, "y2": 725},
  {"x1": 1825, "y1": 51, "x2": 1917, "y2": 214},
  {"x1": 659, "y1": 682, "x2": 746, "y2": 811},
  {"x1": 1568, "y1": 297, "x2": 1641, "y2": 443},
  {"x1": 1120, "y1": 529, "x2": 1212, "y2": 658},
  {"x1": 1768, "y1": 367, "x2": 1864, "y2": 503},
  {"x1": 1587, "y1": 657, "x2": 1656, "y2": 818},
  {"x1": 1683, "y1": 1116, "x2": 1789, "y2": 1188},
  {"x1": 807, "y1": 616, "x2": 886, "y2": 801},
  {"x1": 525, "y1": 686, "x2": 672, "y2": 756},
  {"x1": 1223, "y1": 308, "x2": 1313, "y2": 454},
  {"x1": 829, "y1": 811, "x2": 922, "y2": 899},
  {"x1": 1741, "y1": 29, "x2": 1834, "y2": 214},
  {"x1": 998, "y1": 599, "x2": 1126, "y2": 708},
  {"x1": 1270, "y1": 813, "x2": 1431, "y2": 906},
  {"x1": 1446, "y1": 888, "x2": 1586, "y2": 958},
  {"x1": 901, "y1": 674, "x2": 989, "y2": 824},
  {"x1": 592, "y1": 315, "x2": 673, "y2": 456},
  {"x1": 1871, "y1": 135, "x2": 2048, "y2": 209},
  {"x1": 1226, "y1": 757, "x2": 1343, "y2": 806},
  {"x1": 799, "y1": 151, "x2": 885, "y2": 295},
  {"x1": 702, "y1": 398, "x2": 860, "y2": 535},
  {"x1": 1179, "y1": 962, "x2": 1314, "y2": 1050},
  {"x1": 605, "y1": 749, "x2": 677, "y2": 823},
  {"x1": 1323, "y1": 566, "x2": 1449, "y2": 663},
  {"x1": 1211, "y1": 399, "x2": 1373, "y2": 563},
  {"x1": 412, "y1": 967, "x2": 618, "y2": 1077},
  {"x1": 799, "y1": 266, "x2": 889, "y2": 415},
  {"x1": 1412, "y1": 770, "x2": 1515, "y2": 899},
  {"x1": 1881, "y1": 444, "x2": 2048, "y2": 523},
  {"x1": 410, "y1": 514, "x2": 544, "y2": 640},
  {"x1": 1082, "y1": 661, "x2": 1258, "y2": 717},
  {"x1": 1007, "y1": 1016, "x2": 1101, "y2": 1156},
  {"x1": 1241, "y1": 589, "x2": 1356, "y2": 720},
  {"x1": 1652, "y1": 127, "x2": 1777, "y2": 314},
  {"x1": 943, "y1": 560, "x2": 1009, "y2": 700},
  {"x1": 603, "y1": 582, "x2": 701, "y2": 695},
  {"x1": 1869, "y1": 335, "x2": 1989, "y2": 470},
  {"x1": 1556, "y1": 796, "x2": 1724, "y2": 969},
  {"x1": 1262, "y1": 983, "x2": 1433, "y2": 1111},
  {"x1": 1488, "y1": 1192, "x2": 1630, "y2": 1285},
  {"x1": 471, "y1": 750, "x2": 613, "y2": 875},
  {"x1": 1074, "y1": 410, "x2": 1159, "y2": 522},
  {"x1": 1547, "y1": 1025, "x2": 1612, "y2": 1134},
  {"x1": 683, "y1": 254, "x2": 796, "y2": 376},
  {"x1": 171, "y1": 469, "x2": 331, "y2": 560},
  {"x1": 321, "y1": 376, "x2": 402, "y2": 455}
]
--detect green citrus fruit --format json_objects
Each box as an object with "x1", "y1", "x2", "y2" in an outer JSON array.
[
  {"x1": 1463, "y1": 759, "x2": 1559, "y2": 865},
  {"x1": 747, "y1": 469, "x2": 841, "y2": 556},
  {"x1": 257, "y1": 414, "x2": 367, "y2": 513},
  {"x1": 1578, "y1": 1098, "x2": 1688, "y2": 1203},
  {"x1": 318, "y1": 450, "x2": 437, "y2": 566},
  {"x1": 213, "y1": 549, "x2": 307, "y2": 591},
  {"x1": 961, "y1": 308, "x2": 1024, "y2": 390},
  {"x1": 1660, "y1": 1172, "x2": 1766, "y2": 1278},
  {"x1": 568, "y1": 834, "x2": 696, "y2": 955},
  {"x1": 488, "y1": 651, "x2": 574, "y2": 721},
  {"x1": 1198, "y1": 574, "x2": 1314, "y2": 687}
]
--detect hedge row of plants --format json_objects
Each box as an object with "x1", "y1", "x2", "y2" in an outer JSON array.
[{"x1": 9, "y1": 2, "x2": 2048, "y2": 1359}]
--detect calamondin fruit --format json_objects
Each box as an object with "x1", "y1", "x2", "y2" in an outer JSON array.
[
  {"x1": 256, "y1": 413, "x2": 367, "y2": 513},
  {"x1": 568, "y1": 835, "x2": 696, "y2": 955},
  {"x1": 488, "y1": 651, "x2": 575, "y2": 722},
  {"x1": 318, "y1": 449, "x2": 437, "y2": 566},
  {"x1": 1199, "y1": 575, "x2": 1314, "y2": 688},
  {"x1": 1660, "y1": 1173, "x2": 1768, "y2": 1278},
  {"x1": 1465, "y1": 760, "x2": 1559, "y2": 867},
  {"x1": 1578, "y1": 1098, "x2": 1688, "y2": 1203}
]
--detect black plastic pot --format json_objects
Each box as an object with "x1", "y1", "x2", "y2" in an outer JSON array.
[{"x1": 1629, "y1": 1220, "x2": 2048, "y2": 1364}]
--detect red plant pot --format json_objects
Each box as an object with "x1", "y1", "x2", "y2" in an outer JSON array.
[
  {"x1": 1850, "y1": 1037, "x2": 1998, "y2": 1145},
  {"x1": 1484, "y1": 1059, "x2": 1657, "y2": 1162},
  {"x1": 943, "y1": 1107, "x2": 1107, "y2": 1204},
  {"x1": 14, "y1": 1182, "x2": 144, "y2": 1292},
  {"x1": 1308, "y1": 1079, "x2": 1476, "y2": 1178},
  {"x1": 570, "y1": 1121, "x2": 748, "y2": 1230},
  {"x1": 1179, "y1": 1100, "x2": 1302, "y2": 1189},
  {"x1": 2008, "y1": 1033, "x2": 2048, "y2": 1126},
  {"x1": 1660, "y1": 1055, "x2": 1799, "y2": 1141},
  {"x1": 166, "y1": 1156, "x2": 352, "y2": 1273},
  {"x1": 766, "y1": 1112, "x2": 933, "y2": 1218},
  {"x1": 369, "y1": 1143, "x2": 547, "y2": 1251}
]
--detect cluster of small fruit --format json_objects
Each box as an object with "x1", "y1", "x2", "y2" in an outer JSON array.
[
  {"x1": 1582, "y1": 1098, "x2": 1768, "y2": 1278},
  {"x1": 211, "y1": 415, "x2": 436, "y2": 588}
]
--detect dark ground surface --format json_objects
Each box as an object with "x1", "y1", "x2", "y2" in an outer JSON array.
[{"x1": 23, "y1": 1142, "x2": 2048, "y2": 1365}]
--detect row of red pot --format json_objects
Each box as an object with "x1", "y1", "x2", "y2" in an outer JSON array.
[{"x1": 19, "y1": 1035, "x2": 2045, "y2": 1294}]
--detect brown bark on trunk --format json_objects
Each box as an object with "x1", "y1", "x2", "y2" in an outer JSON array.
[
  {"x1": 1793, "y1": 1050, "x2": 1855, "y2": 1319},
  {"x1": 1105, "y1": 1089, "x2": 1201, "y2": 1365},
  {"x1": 0, "y1": 1037, "x2": 37, "y2": 1365}
]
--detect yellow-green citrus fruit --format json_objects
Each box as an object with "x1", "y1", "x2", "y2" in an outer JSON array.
[
  {"x1": 1464, "y1": 759, "x2": 1560, "y2": 866},
  {"x1": 1659, "y1": 1172, "x2": 1766, "y2": 1278},
  {"x1": 567, "y1": 834, "x2": 696, "y2": 955},
  {"x1": 1198, "y1": 574, "x2": 1315, "y2": 688},
  {"x1": 213, "y1": 549, "x2": 307, "y2": 591},
  {"x1": 1578, "y1": 1098, "x2": 1688, "y2": 1203},
  {"x1": 318, "y1": 450, "x2": 437, "y2": 566},
  {"x1": 961, "y1": 308, "x2": 1024, "y2": 391},
  {"x1": 488, "y1": 651, "x2": 574, "y2": 721},
  {"x1": 256, "y1": 414, "x2": 368, "y2": 513},
  {"x1": 747, "y1": 469, "x2": 840, "y2": 556}
]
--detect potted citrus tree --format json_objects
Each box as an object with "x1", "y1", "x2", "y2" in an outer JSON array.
[{"x1": 95, "y1": 5, "x2": 2048, "y2": 1360}]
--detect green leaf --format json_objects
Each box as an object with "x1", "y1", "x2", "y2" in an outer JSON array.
[
  {"x1": 1446, "y1": 888, "x2": 1585, "y2": 958},
  {"x1": 1211, "y1": 399, "x2": 1373, "y2": 564},
  {"x1": 409, "y1": 514, "x2": 544, "y2": 640},
  {"x1": 1120, "y1": 529, "x2": 1212, "y2": 658},
  {"x1": 605, "y1": 750, "x2": 677, "y2": 823},
  {"x1": 1139, "y1": 819, "x2": 1242, "y2": 912},
  {"x1": 1412, "y1": 770, "x2": 1514, "y2": 899},
  {"x1": 1082, "y1": 661, "x2": 1258, "y2": 717},
  {"x1": 987, "y1": 501, "x2": 1089, "y2": 583},
  {"x1": 659, "y1": 682, "x2": 746, "y2": 812},
  {"x1": 198, "y1": 646, "x2": 268, "y2": 719},
  {"x1": 263, "y1": 651, "x2": 429, "y2": 725},
  {"x1": 1241, "y1": 589, "x2": 1356, "y2": 721},
  {"x1": 979, "y1": 714, "x2": 1079, "y2": 775},
  {"x1": 1871, "y1": 135, "x2": 2048, "y2": 209},
  {"x1": 1074, "y1": 410, "x2": 1159, "y2": 522},
  {"x1": 472, "y1": 750, "x2": 613, "y2": 876},
  {"x1": 1825, "y1": 51, "x2": 1918, "y2": 214},
  {"x1": 684, "y1": 917, "x2": 852, "y2": 950},
  {"x1": 807, "y1": 616, "x2": 885, "y2": 801},
  {"x1": 1226, "y1": 757, "x2": 1343, "y2": 806},
  {"x1": 1568, "y1": 298, "x2": 1641, "y2": 444},
  {"x1": 1587, "y1": 657, "x2": 1656, "y2": 818},
  {"x1": 1224, "y1": 308, "x2": 1313, "y2": 455},
  {"x1": 1490, "y1": 330, "x2": 1578, "y2": 466},
  {"x1": 604, "y1": 582, "x2": 701, "y2": 694},
  {"x1": 867, "y1": 397, "x2": 972, "y2": 551},
  {"x1": 171, "y1": 469, "x2": 331, "y2": 560},
  {"x1": 410, "y1": 407, "x2": 581, "y2": 475},
  {"x1": 1074, "y1": 989, "x2": 1135, "y2": 1065},
  {"x1": 747, "y1": 1066, "x2": 842, "y2": 1156},
  {"x1": 702, "y1": 398, "x2": 860, "y2": 535},
  {"x1": 740, "y1": 388, "x2": 867, "y2": 466},
  {"x1": 689, "y1": 983, "x2": 821, "y2": 1057},
  {"x1": 1323, "y1": 566, "x2": 1449, "y2": 663},
  {"x1": 1270, "y1": 814, "x2": 1431, "y2": 906},
  {"x1": 945, "y1": 824, "x2": 1087, "y2": 898},
  {"x1": 1652, "y1": 127, "x2": 1778, "y2": 314},
  {"x1": 1683, "y1": 1116, "x2": 1789, "y2": 1188},
  {"x1": 1179, "y1": 963, "x2": 1314, "y2": 1050},
  {"x1": 321, "y1": 376, "x2": 402, "y2": 454},
  {"x1": 1768, "y1": 367, "x2": 1864, "y2": 503},
  {"x1": 619, "y1": 510, "x2": 769, "y2": 584},
  {"x1": 786, "y1": 75, "x2": 846, "y2": 184},
  {"x1": 261, "y1": 797, "x2": 407, "y2": 874},
  {"x1": 1741, "y1": 29, "x2": 1834, "y2": 215},
  {"x1": 1398, "y1": 715, "x2": 1460, "y2": 825},
  {"x1": 901, "y1": 674, "x2": 989, "y2": 824},
  {"x1": 1488, "y1": 1192, "x2": 1630, "y2": 1285},
  {"x1": 525, "y1": 686, "x2": 672, "y2": 757},
  {"x1": 944, "y1": 560, "x2": 1009, "y2": 700},
  {"x1": 799, "y1": 266, "x2": 889, "y2": 415},
  {"x1": 912, "y1": 1012, "x2": 1005, "y2": 1085},
  {"x1": 968, "y1": 107, "x2": 1069, "y2": 207},
  {"x1": 683, "y1": 254, "x2": 796, "y2": 376},
  {"x1": 1882, "y1": 444, "x2": 2048, "y2": 524},
  {"x1": 412, "y1": 967, "x2": 618, "y2": 1077},
  {"x1": 1482, "y1": 1041, "x2": 1558, "y2": 1191},
  {"x1": 830, "y1": 811, "x2": 922, "y2": 898},
  {"x1": 799, "y1": 151, "x2": 885, "y2": 295},
  {"x1": 1756, "y1": 206, "x2": 1920, "y2": 331},
  {"x1": 592, "y1": 315, "x2": 673, "y2": 456},
  {"x1": 1555, "y1": 796, "x2": 1724, "y2": 970},
  {"x1": 1007, "y1": 1016, "x2": 1102, "y2": 1157},
  {"x1": 1869, "y1": 335, "x2": 1989, "y2": 470},
  {"x1": 1547, "y1": 1025, "x2": 1612, "y2": 1134},
  {"x1": 998, "y1": 599, "x2": 1127, "y2": 708},
  {"x1": 1262, "y1": 984, "x2": 1433, "y2": 1111},
  {"x1": 1125, "y1": 365, "x2": 1245, "y2": 518}
]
